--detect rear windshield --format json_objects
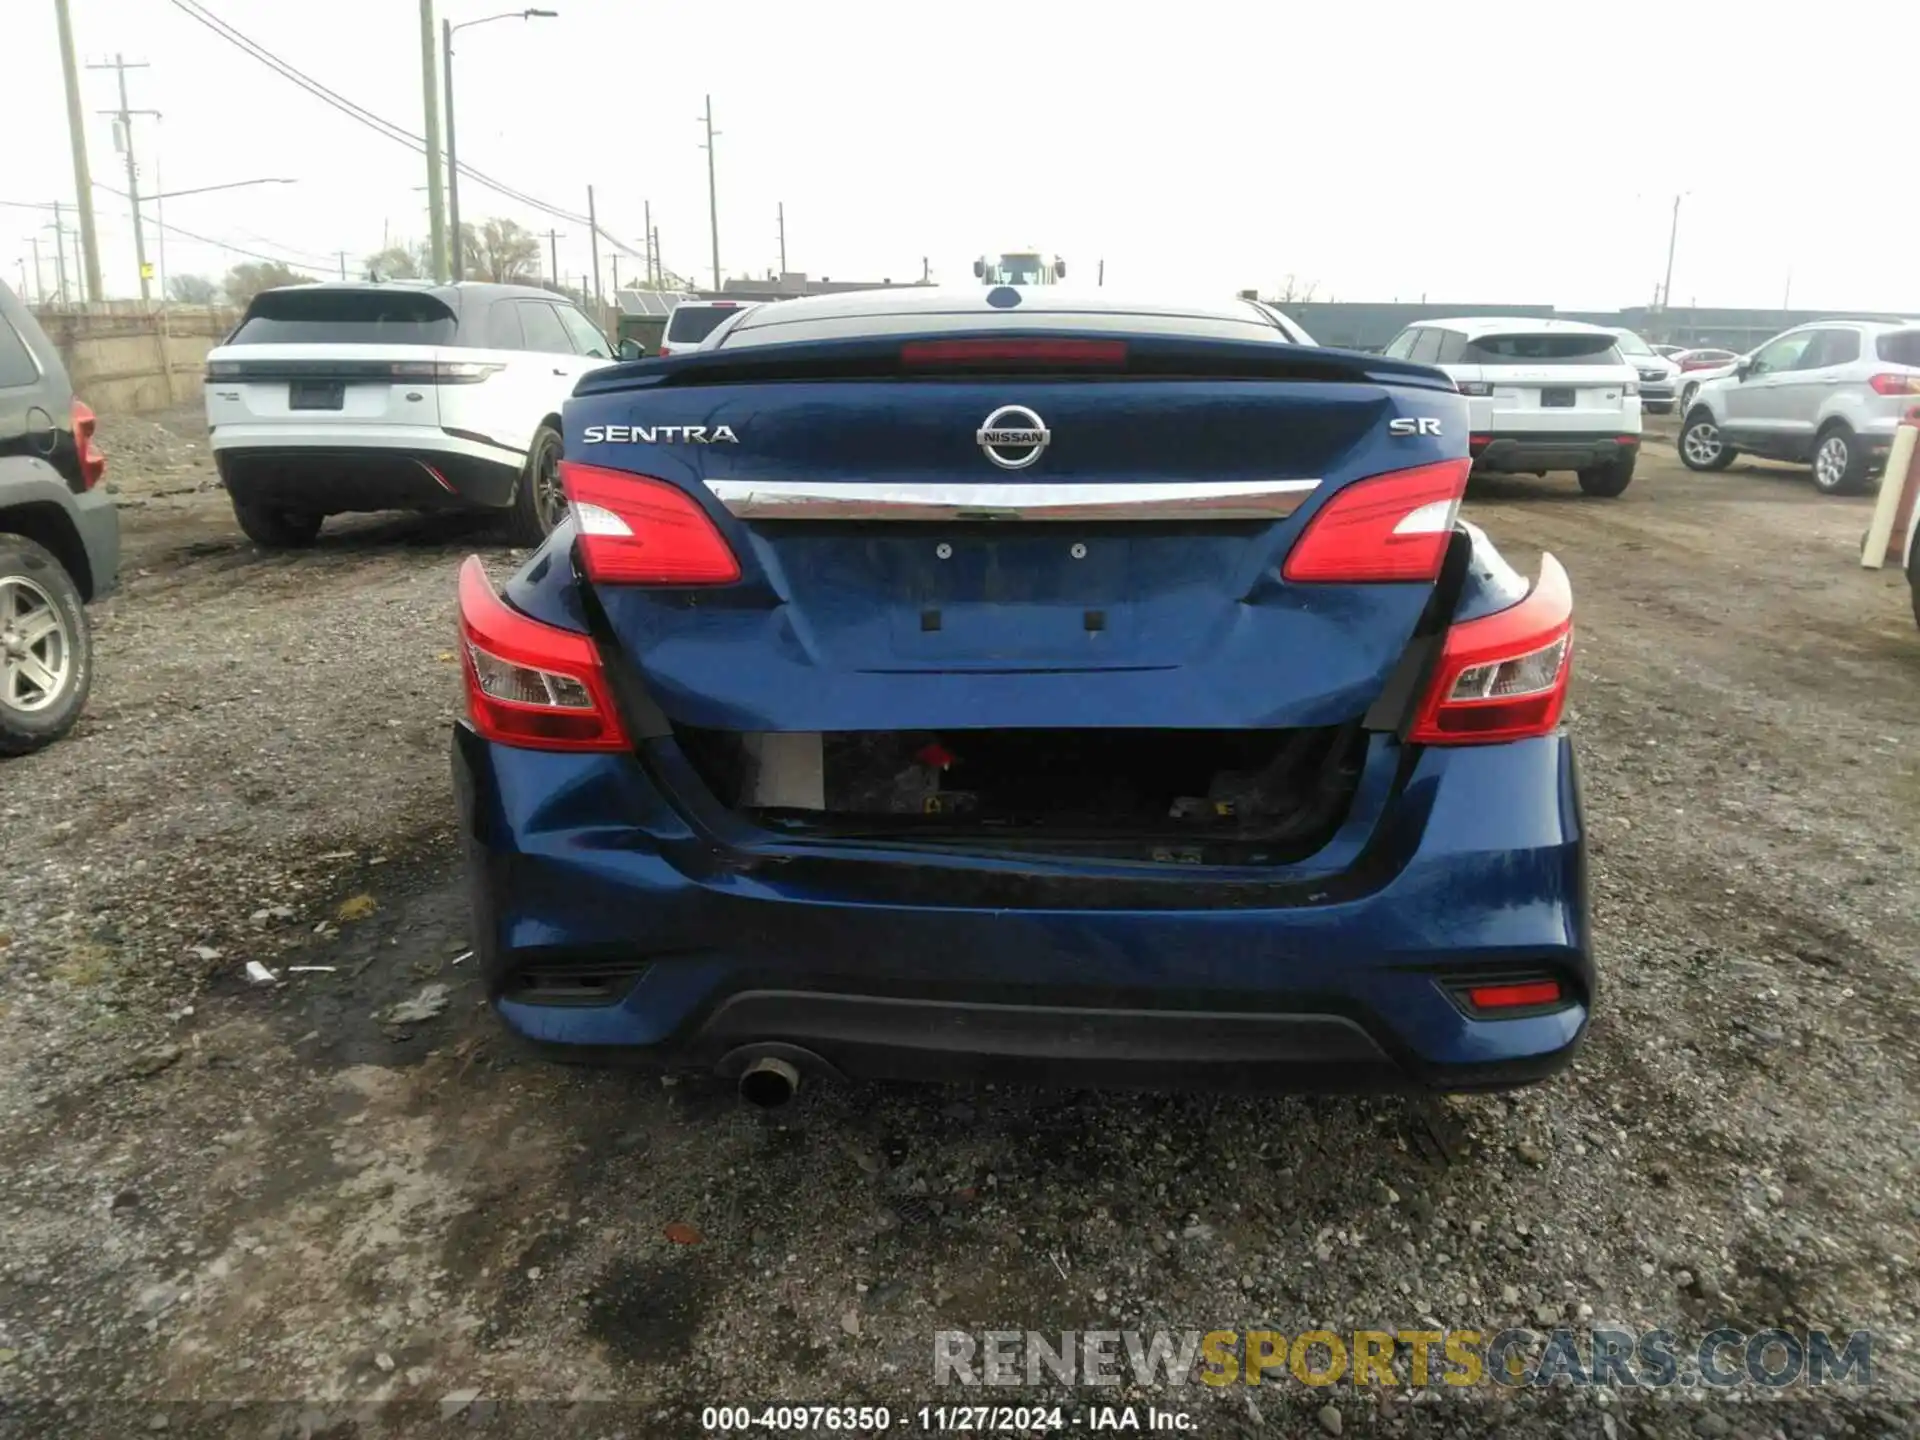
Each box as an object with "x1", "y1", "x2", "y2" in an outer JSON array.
[
  {"x1": 1463, "y1": 334, "x2": 1622, "y2": 365},
  {"x1": 666, "y1": 306, "x2": 743, "y2": 344},
  {"x1": 1877, "y1": 331, "x2": 1920, "y2": 367},
  {"x1": 229, "y1": 289, "x2": 458, "y2": 346}
]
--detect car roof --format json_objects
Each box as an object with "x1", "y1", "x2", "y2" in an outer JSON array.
[
  {"x1": 1413, "y1": 316, "x2": 1622, "y2": 339},
  {"x1": 717, "y1": 286, "x2": 1289, "y2": 346},
  {"x1": 249, "y1": 280, "x2": 574, "y2": 311},
  {"x1": 672, "y1": 299, "x2": 759, "y2": 310}
]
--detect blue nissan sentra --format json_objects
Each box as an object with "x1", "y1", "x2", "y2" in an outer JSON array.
[{"x1": 450, "y1": 287, "x2": 1589, "y2": 1104}]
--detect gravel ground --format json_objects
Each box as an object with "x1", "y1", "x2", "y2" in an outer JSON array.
[{"x1": 0, "y1": 409, "x2": 1916, "y2": 1440}]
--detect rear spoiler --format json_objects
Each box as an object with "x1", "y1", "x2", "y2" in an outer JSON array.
[{"x1": 572, "y1": 329, "x2": 1460, "y2": 398}]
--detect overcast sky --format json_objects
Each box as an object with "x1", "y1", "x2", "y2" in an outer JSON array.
[{"x1": 4, "y1": 1, "x2": 1909, "y2": 313}]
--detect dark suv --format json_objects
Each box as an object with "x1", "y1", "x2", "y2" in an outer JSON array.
[{"x1": 0, "y1": 281, "x2": 119, "y2": 755}]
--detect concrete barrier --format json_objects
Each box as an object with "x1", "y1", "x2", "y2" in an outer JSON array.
[
  {"x1": 30, "y1": 303, "x2": 238, "y2": 416},
  {"x1": 1861, "y1": 405, "x2": 1920, "y2": 570}
]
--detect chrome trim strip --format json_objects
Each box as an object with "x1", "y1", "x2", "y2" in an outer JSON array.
[{"x1": 703, "y1": 478, "x2": 1321, "y2": 521}]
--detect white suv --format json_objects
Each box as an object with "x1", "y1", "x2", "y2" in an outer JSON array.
[
  {"x1": 1677, "y1": 320, "x2": 1920, "y2": 494},
  {"x1": 1382, "y1": 318, "x2": 1640, "y2": 496},
  {"x1": 205, "y1": 281, "x2": 624, "y2": 546}
]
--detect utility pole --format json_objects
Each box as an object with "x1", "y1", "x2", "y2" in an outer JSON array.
[
  {"x1": 777, "y1": 202, "x2": 787, "y2": 275},
  {"x1": 338, "y1": 251, "x2": 348, "y2": 280},
  {"x1": 610, "y1": 254, "x2": 619, "y2": 295},
  {"x1": 419, "y1": 0, "x2": 448, "y2": 280},
  {"x1": 442, "y1": 16, "x2": 460, "y2": 280},
  {"x1": 700, "y1": 95, "x2": 720, "y2": 290},
  {"x1": 54, "y1": 0, "x2": 103, "y2": 301},
  {"x1": 47, "y1": 204, "x2": 70, "y2": 304},
  {"x1": 89, "y1": 54, "x2": 158, "y2": 303},
  {"x1": 1660, "y1": 193, "x2": 1681, "y2": 313},
  {"x1": 651, "y1": 226, "x2": 661, "y2": 288},
  {"x1": 587, "y1": 185, "x2": 602, "y2": 308},
  {"x1": 27, "y1": 237, "x2": 43, "y2": 304},
  {"x1": 545, "y1": 228, "x2": 564, "y2": 284},
  {"x1": 1098, "y1": 258, "x2": 1105, "y2": 287}
]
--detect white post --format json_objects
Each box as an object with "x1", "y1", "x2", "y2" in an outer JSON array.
[{"x1": 1861, "y1": 410, "x2": 1920, "y2": 569}]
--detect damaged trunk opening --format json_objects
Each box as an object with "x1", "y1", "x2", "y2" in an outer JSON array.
[{"x1": 670, "y1": 724, "x2": 1368, "y2": 863}]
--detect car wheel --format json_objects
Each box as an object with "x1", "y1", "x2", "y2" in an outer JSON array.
[
  {"x1": 1811, "y1": 424, "x2": 1870, "y2": 496},
  {"x1": 508, "y1": 424, "x2": 566, "y2": 546},
  {"x1": 0, "y1": 535, "x2": 92, "y2": 756},
  {"x1": 1577, "y1": 453, "x2": 1636, "y2": 497},
  {"x1": 1679, "y1": 382, "x2": 1699, "y2": 411},
  {"x1": 1679, "y1": 411, "x2": 1737, "y2": 472},
  {"x1": 231, "y1": 496, "x2": 322, "y2": 548}
]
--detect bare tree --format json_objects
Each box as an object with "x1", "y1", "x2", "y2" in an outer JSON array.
[
  {"x1": 222, "y1": 261, "x2": 312, "y2": 305},
  {"x1": 166, "y1": 273, "x2": 219, "y2": 304},
  {"x1": 1271, "y1": 274, "x2": 1321, "y2": 304},
  {"x1": 363, "y1": 243, "x2": 428, "y2": 280},
  {"x1": 468, "y1": 218, "x2": 541, "y2": 284}
]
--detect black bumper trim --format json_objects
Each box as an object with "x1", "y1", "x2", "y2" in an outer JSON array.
[
  {"x1": 1471, "y1": 432, "x2": 1638, "y2": 473},
  {"x1": 216, "y1": 446, "x2": 521, "y2": 515}
]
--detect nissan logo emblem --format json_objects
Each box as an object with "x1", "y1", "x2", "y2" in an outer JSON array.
[{"x1": 976, "y1": 404, "x2": 1050, "y2": 470}]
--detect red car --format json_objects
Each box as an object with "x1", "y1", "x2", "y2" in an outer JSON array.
[{"x1": 1672, "y1": 348, "x2": 1739, "y2": 372}]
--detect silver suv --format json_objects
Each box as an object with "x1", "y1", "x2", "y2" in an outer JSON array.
[{"x1": 1677, "y1": 319, "x2": 1920, "y2": 494}]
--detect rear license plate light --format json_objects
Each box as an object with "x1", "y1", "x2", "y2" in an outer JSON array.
[
  {"x1": 290, "y1": 379, "x2": 345, "y2": 411},
  {"x1": 1539, "y1": 387, "x2": 1576, "y2": 408}
]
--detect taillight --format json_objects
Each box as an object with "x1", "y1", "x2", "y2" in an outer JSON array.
[
  {"x1": 71, "y1": 399, "x2": 105, "y2": 490},
  {"x1": 1282, "y1": 458, "x2": 1469, "y2": 584},
  {"x1": 1445, "y1": 975, "x2": 1569, "y2": 1017},
  {"x1": 657, "y1": 345, "x2": 673, "y2": 357},
  {"x1": 1454, "y1": 380, "x2": 1492, "y2": 397},
  {"x1": 389, "y1": 360, "x2": 502, "y2": 384},
  {"x1": 1623, "y1": 381, "x2": 1640, "y2": 397},
  {"x1": 899, "y1": 338, "x2": 1129, "y2": 369},
  {"x1": 1869, "y1": 373, "x2": 1920, "y2": 396},
  {"x1": 559, "y1": 462, "x2": 741, "y2": 585},
  {"x1": 456, "y1": 556, "x2": 628, "y2": 752},
  {"x1": 1409, "y1": 553, "x2": 1573, "y2": 745}
]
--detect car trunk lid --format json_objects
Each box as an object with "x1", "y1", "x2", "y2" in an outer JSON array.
[{"x1": 564, "y1": 333, "x2": 1463, "y2": 735}]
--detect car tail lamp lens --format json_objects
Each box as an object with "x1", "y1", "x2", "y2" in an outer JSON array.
[
  {"x1": 206, "y1": 359, "x2": 240, "y2": 381},
  {"x1": 1282, "y1": 459, "x2": 1469, "y2": 584},
  {"x1": 70, "y1": 399, "x2": 105, "y2": 490},
  {"x1": 1869, "y1": 373, "x2": 1920, "y2": 396},
  {"x1": 1410, "y1": 553, "x2": 1573, "y2": 745},
  {"x1": 900, "y1": 338, "x2": 1129, "y2": 369},
  {"x1": 1447, "y1": 975, "x2": 1568, "y2": 1017},
  {"x1": 389, "y1": 360, "x2": 502, "y2": 383},
  {"x1": 1454, "y1": 380, "x2": 1493, "y2": 397},
  {"x1": 1623, "y1": 381, "x2": 1640, "y2": 397},
  {"x1": 657, "y1": 345, "x2": 673, "y2": 357},
  {"x1": 456, "y1": 556, "x2": 628, "y2": 752},
  {"x1": 559, "y1": 461, "x2": 741, "y2": 585}
]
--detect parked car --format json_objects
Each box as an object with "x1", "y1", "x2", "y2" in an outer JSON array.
[
  {"x1": 1650, "y1": 344, "x2": 1688, "y2": 360},
  {"x1": 1381, "y1": 317, "x2": 1640, "y2": 495},
  {"x1": 204, "y1": 281, "x2": 627, "y2": 547},
  {"x1": 1671, "y1": 347, "x2": 1740, "y2": 373},
  {"x1": 452, "y1": 287, "x2": 1590, "y2": 1100},
  {"x1": 657, "y1": 299, "x2": 757, "y2": 357},
  {"x1": 1610, "y1": 328, "x2": 1678, "y2": 413},
  {"x1": 1677, "y1": 321, "x2": 1920, "y2": 493},
  {"x1": 0, "y1": 280, "x2": 118, "y2": 755}
]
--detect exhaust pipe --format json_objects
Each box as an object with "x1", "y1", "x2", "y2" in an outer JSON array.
[{"x1": 737, "y1": 1055, "x2": 801, "y2": 1109}]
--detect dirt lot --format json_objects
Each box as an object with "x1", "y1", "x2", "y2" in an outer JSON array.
[{"x1": 1, "y1": 408, "x2": 1916, "y2": 1440}]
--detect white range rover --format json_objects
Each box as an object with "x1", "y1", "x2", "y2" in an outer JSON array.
[
  {"x1": 1381, "y1": 317, "x2": 1642, "y2": 496},
  {"x1": 204, "y1": 281, "x2": 628, "y2": 547}
]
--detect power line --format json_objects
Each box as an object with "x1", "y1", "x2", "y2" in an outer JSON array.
[{"x1": 163, "y1": 0, "x2": 642, "y2": 259}]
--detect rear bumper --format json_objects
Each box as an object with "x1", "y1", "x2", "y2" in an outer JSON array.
[
  {"x1": 1471, "y1": 432, "x2": 1638, "y2": 474},
  {"x1": 214, "y1": 439, "x2": 521, "y2": 515},
  {"x1": 452, "y1": 725, "x2": 1594, "y2": 1094}
]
